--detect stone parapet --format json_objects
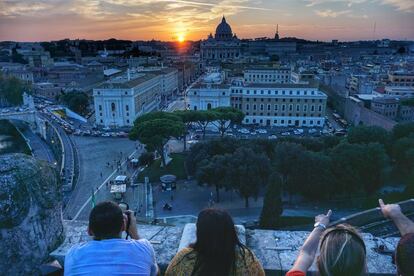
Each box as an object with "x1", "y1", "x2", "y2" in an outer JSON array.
[{"x1": 52, "y1": 220, "x2": 399, "y2": 275}]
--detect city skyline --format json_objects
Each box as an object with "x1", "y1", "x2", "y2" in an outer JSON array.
[{"x1": 0, "y1": 0, "x2": 414, "y2": 42}]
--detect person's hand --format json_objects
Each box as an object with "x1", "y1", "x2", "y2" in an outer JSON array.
[
  {"x1": 315, "y1": 209, "x2": 332, "y2": 226},
  {"x1": 379, "y1": 199, "x2": 402, "y2": 219},
  {"x1": 124, "y1": 210, "x2": 139, "y2": 239},
  {"x1": 125, "y1": 210, "x2": 137, "y2": 231}
]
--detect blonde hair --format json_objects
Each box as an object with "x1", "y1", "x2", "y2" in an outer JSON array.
[{"x1": 318, "y1": 224, "x2": 367, "y2": 276}]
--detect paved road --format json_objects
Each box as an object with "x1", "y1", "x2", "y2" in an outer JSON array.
[
  {"x1": 38, "y1": 113, "x2": 75, "y2": 189},
  {"x1": 63, "y1": 136, "x2": 140, "y2": 220}
]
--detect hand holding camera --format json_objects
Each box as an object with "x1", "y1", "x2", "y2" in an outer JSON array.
[{"x1": 119, "y1": 203, "x2": 139, "y2": 240}]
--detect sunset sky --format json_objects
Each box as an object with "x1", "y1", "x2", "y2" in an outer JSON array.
[{"x1": 0, "y1": 0, "x2": 413, "y2": 42}]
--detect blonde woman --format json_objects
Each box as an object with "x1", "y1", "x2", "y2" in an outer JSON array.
[{"x1": 287, "y1": 210, "x2": 367, "y2": 276}]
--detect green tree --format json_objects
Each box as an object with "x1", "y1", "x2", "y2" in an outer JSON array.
[
  {"x1": 259, "y1": 174, "x2": 283, "y2": 229},
  {"x1": 174, "y1": 110, "x2": 199, "y2": 150},
  {"x1": 226, "y1": 147, "x2": 271, "y2": 207},
  {"x1": 274, "y1": 142, "x2": 306, "y2": 194},
  {"x1": 329, "y1": 142, "x2": 388, "y2": 195},
  {"x1": 129, "y1": 112, "x2": 184, "y2": 167},
  {"x1": 289, "y1": 151, "x2": 334, "y2": 200},
  {"x1": 139, "y1": 152, "x2": 154, "y2": 166},
  {"x1": 392, "y1": 122, "x2": 414, "y2": 140},
  {"x1": 60, "y1": 92, "x2": 89, "y2": 114},
  {"x1": 347, "y1": 125, "x2": 390, "y2": 146},
  {"x1": 392, "y1": 137, "x2": 414, "y2": 176},
  {"x1": 196, "y1": 154, "x2": 230, "y2": 202},
  {"x1": 0, "y1": 74, "x2": 29, "y2": 106},
  {"x1": 211, "y1": 107, "x2": 244, "y2": 137},
  {"x1": 193, "y1": 110, "x2": 217, "y2": 139}
]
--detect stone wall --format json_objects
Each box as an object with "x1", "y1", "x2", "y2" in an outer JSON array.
[
  {"x1": 52, "y1": 220, "x2": 399, "y2": 275},
  {"x1": 344, "y1": 98, "x2": 397, "y2": 131},
  {"x1": 0, "y1": 154, "x2": 64, "y2": 275}
]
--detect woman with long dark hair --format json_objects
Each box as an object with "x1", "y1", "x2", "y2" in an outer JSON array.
[{"x1": 165, "y1": 208, "x2": 264, "y2": 276}]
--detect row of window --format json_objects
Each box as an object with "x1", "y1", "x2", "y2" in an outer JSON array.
[
  {"x1": 243, "y1": 103, "x2": 323, "y2": 112},
  {"x1": 245, "y1": 74, "x2": 289, "y2": 79},
  {"x1": 231, "y1": 89, "x2": 318, "y2": 96},
  {"x1": 233, "y1": 98, "x2": 323, "y2": 103},
  {"x1": 244, "y1": 118, "x2": 322, "y2": 125},
  {"x1": 98, "y1": 104, "x2": 129, "y2": 111},
  {"x1": 244, "y1": 112, "x2": 323, "y2": 117}
]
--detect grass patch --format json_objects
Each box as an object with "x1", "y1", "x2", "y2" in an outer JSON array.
[{"x1": 137, "y1": 153, "x2": 187, "y2": 183}]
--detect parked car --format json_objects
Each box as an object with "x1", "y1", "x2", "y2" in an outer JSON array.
[
  {"x1": 257, "y1": 129, "x2": 267, "y2": 134},
  {"x1": 268, "y1": 135, "x2": 278, "y2": 140}
]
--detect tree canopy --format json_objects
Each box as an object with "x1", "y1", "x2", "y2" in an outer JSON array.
[
  {"x1": 0, "y1": 74, "x2": 29, "y2": 106},
  {"x1": 60, "y1": 92, "x2": 89, "y2": 115},
  {"x1": 129, "y1": 112, "x2": 185, "y2": 166}
]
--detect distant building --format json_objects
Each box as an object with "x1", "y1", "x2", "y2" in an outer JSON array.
[
  {"x1": 188, "y1": 69, "x2": 327, "y2": 127},
  {"x1": 93, "y1": 71, "x2": 162, "y2": 127},
  {"x1": 388, "y1": 71, "x2": 414, "y2": 87},
  {"x1": 232, "y1": 83, "x2": 327, "y2": 127},
  {"x1": 33, "y1": 82, "x2": 62, "y2": 101},
  {"x1": 371, "y1": 97, "x2": 399, "y2": 120},
  {"x1": 187, "y1": 70, "x2": 230, "y2": 110},
  {"x1": 244, "y1": 67, "x2": 291, "y2": 84},
  {"x1": 385, "y1": 86, "x2": 414, "y2": 97},
  {"x1": 200, "y1": 17, "x2": 241, "y2": 62}
]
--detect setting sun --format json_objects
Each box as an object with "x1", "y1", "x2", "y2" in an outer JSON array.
[{"x1": 177, "y1": 33, "x2": 185, "y2": 43}]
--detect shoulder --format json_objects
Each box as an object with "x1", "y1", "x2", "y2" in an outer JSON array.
[
  {"x1": 165, "y1": 247, "x2": 196, "y2": 275},
  {"x1": 236, "y1": 246, "x2": 265, "y2": 276},
  {"x1": 130, "y1": 239, "x2": 156, "y2": 255}
]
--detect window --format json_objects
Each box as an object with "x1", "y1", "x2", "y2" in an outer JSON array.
[
  {"x1": 126, "y1": 112, "x2": 129, "y2": 116},
  {"x1": 127, "y1": 119, "x2": 130, "y2": 123},
  {"x1": 281, "y1": 120, "x2": 285, "y2": 124},
  {"x1": 289, "y1": 104, "x2": 293, "y2": 111},
  {"x1": 100, "y1": 119, "x2": 103, "y2": 123},
  {"x1": 274, "y1": 104, "x2": 278, "y2": 111},
  {"x1": 311, "y1": 105, "x2": 315, "y2": 112},
  {"x1": 222, "y1": 92, "x2": 226, "y2": 96},
  {"x1": 245, "y1": 119, "x2": 249, "y2": 123},
  {"x1": 253, "y1": 104, "x2": 257, "y2": 110},
  {"x1": 267, "y1": 104, "x2": 271, "y2": 111},
  {"x1": 99, "y1": 105, "x2": 102, "y2": 111},
  {"x1": 296, "y1": 105, "x2": 300, "y2": 112},
  {"x1": 126, "y1": 105, "x2": 129, "y2": 111},
  {"x1": 246, "y1": 104, "x2": 250, "y2": 110},
  {"x1": 99, "y1": 113, "x2": 102, "y2": 117},
  {"x1": 111, "y1": 103, "x2": 116, "y2": 111},
  {"x1": 194, "y1": 91, "x2": 197, "y2": 95},
  {"x1": 282, "y1": 105, "x2": 286, "y2": 111},
  {"x1": 304, "y1": 105, "x2": 308, "y2": 112},
  {"x1": 194, "y1": 106, "x2": 197, "y2": 110},
  {"x1": 318, "y1": 105, "x2": 322, "y2": 112},
  {"x1": 274, "y1": 120, "x2": 277, "y2": 124}
]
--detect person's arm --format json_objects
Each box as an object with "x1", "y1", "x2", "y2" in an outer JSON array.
[
  {"x1": 379, "y1": 199, "x2": 414, "y2": 236},
  {"x1": 125, "y1": 210, "x2": 140, "y2": 240},
  {"x1": 289, "y1": 210, "x2": 332, "y2": 273}
]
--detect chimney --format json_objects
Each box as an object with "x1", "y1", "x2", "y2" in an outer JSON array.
[{"x1": 127, "y1": 69, "x2": 131, "y2": 81}]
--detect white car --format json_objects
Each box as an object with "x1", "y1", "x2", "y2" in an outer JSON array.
[
  {"x1": 257, "y1": 129, "x2": 267, "y2": 134},
  {"x1": 281, "y1": 132, "x2": 291, "y2": 136},
  {"x1": 309, "y1": 128, "x2": 317, "y2": 134},
  {"x1": 268, "y1": 135, "x2": 278, "y2": 140},
  {"x1": 239, "y1": 128, "x2": 249, "y2": 134}
]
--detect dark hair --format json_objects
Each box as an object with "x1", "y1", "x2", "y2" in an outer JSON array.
[
  {"x1": 190, "y1": 208, "x2": 246, "y2": 276},
  {"x1": 396, "y1": 233, "x2": 414, "y2": 276},
  {"x1": 89, "y1": 201, "x2": 124, "y2": 239}
]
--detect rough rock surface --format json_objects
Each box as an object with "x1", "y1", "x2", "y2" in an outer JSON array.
[{"x1": 0, "y1": 153, "x2": 64, "y2": 275}]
